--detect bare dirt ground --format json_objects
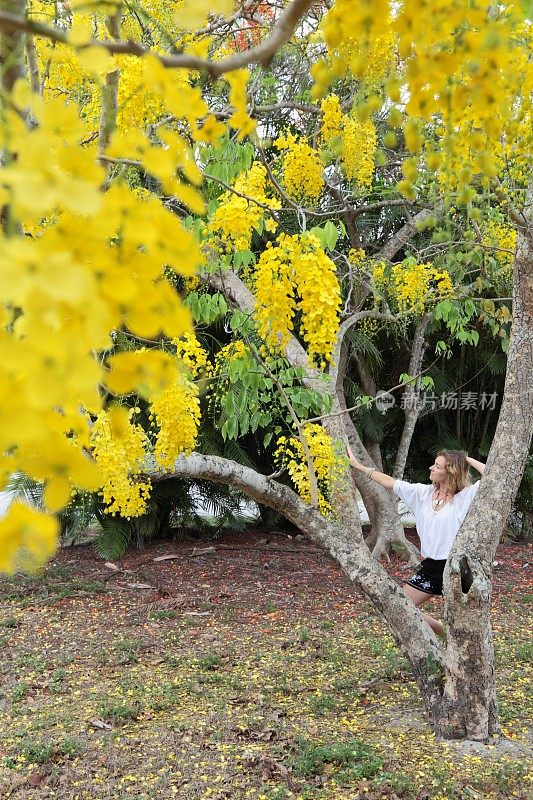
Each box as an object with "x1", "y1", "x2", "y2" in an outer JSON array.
[{"x1": 0, "y1": 530, "x2": 531, "y2": 800}]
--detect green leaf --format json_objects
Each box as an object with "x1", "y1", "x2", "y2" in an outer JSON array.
[
  {"x1": 224, "y1": 392, "x2": 235, "y2": 416},
  {"x1": 309, "y1": 226, "x2": 328, "y2": 248},
  {"x1": 226, "y1": 415, "x2": 238, "y2": 439},
  {"x1": 230, "y1": 310, "x2": 246, "y2": 331},
  {"x1": 324, "y1": 220, "x2": 339, "y2": 250},
  {"x1": 239, "y1": 412, "x2": 249, "y2": 436}
]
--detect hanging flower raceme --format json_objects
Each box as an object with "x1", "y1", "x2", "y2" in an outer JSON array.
[
  {"x1": 150, "y1": 376, "x2": 201, "y2": 470},
  {"x1": 316, "y1": 0, "x2": 531, "y2": 203},
  {"x1": 90, "y1": 407, "x2": 151, "y2": 518},
  {"x1": 255, "y1": 233, "x2": 341, "y2": 368},
  {"x1": 274, "y1": 133, "x2": 325, "y2": 202},
  {"x1": 373, "y1": 259, "x2": 454, "y2": 315},
  {"x1": 274, "y1": 425, "x2": 344, "y2": 516},
  {"x1": 173, "y1": 333, "x2": 213, "y2": 378},
  {"x1": 207, "y1": 163, "x2": 280, "y2": 253},
  {"x1": 320, "y1": 95, "x2": 377, "y2": 188}
]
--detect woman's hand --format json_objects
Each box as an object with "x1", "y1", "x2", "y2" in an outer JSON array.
[{"x1": 346, "y1": 443, "x2": 361, "y2": 470}]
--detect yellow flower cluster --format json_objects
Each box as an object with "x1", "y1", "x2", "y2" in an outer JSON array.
[
  {"x1": 320, "y1": 95, "x2": 376, "y2": 187},
  {"x1": 255, "y1": 245, "x2": 296, "y2": 354},
  {"x1": 274, "y1": 425, "x2": 344, "y2": 515},
  {"x1": 312, "y1": 0, "x2": 393, "y2": 95},
  {"x1": 348, "y1": 248, "x2": 367, "y2": 268},
  {"x1": 173, "y1": 333, "x2": 213, "y2": 378},
  {"x1": 320, "y1": 94, "x2": 344, "y2": 143},
  {"x1": 174, "y1": 0, "x2": 234, "y2": 30},
  {"x1": 207, "y1": 163, "x2": 280, "y2": 253},
  {"x1": 482, "y1": 220, "x2": 517, "y2": 272},
  {"x1": 150, "y1": 377, "x2": 201, "y2": 470},
  {"x1": 389, "y1": 263, "x2": 454, "y2": 314},
  {"x1": 342, "y1": 118, "x2": 377, "y2": 187},
  {"x1": 91, "y1": 408, "x2": 151, "y2": 518},
  {"x1": 315, "y1": 0, "x2": 531, "y2": 197},
  {"x1": 0, "y1": 76, "x2": 206, "y2": 566},
  {"x1": 482, "y1": 219, "x2": 517, "y2": 292},
  {"x1": 255, "y1": 234, "x2": 341, "y2": 367},
  {"x1": 29, "y1": 0, "x2": 229, "y2": 140},
  {"x1": 0, "y1": 502, "x2": 59, "y2": 574},
  {"x1": 274, "y1": 133, "x2": 325, "y2": 202},
  {"x1": 226, "y1": 69, "x2": 257, "y2": 141},
  {"x1": 213, "y1": 341, "x2": 250, "y2": 372}
]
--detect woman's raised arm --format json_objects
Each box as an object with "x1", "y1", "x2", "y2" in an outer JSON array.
[
  {"x1": 346, "y1": 444, "x2": 397, "y2": 490},
  {"x1": 466, "y1": 455, "x2": 486, "y2": 475}
]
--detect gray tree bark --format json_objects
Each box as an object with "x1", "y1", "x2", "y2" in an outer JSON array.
[
  {"x1": 434, "y1": 181, "x2": 533, "y2": 740},
  {"x1": 201, "y1": 187, "x2": 532, "y2": 742},
  {"x1": 98, "y1": 9, "x2": 122, "y2": 155},
  {"x1": 393, "y1": 313, "x2": 431, "y2": 479},
  {"x1": 0, "y1": 0, "x2": 26, "y2": 94}
]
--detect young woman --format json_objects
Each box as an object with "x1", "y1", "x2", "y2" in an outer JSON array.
[{"x1": 347, "y1": 446, "x2": 486, "y2": 635}]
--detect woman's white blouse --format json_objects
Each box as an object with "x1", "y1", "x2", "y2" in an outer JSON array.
[{"x1": 393, "y1": 480, "x2": 480, "y2": 560}]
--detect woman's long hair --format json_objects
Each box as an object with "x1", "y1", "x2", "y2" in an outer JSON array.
[{"x1": 437, "y1": 450, "x2": 471, "y2": 495}]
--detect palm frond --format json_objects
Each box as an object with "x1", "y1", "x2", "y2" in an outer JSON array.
[
  {"x1": 94, "y1": 516, "x2": 132, "y2": 560},
  {"x1": 346, "y1": 329, "x2": 384, "y2": 370},
  {"x1": 5, "y1": 473, "x2": 43, "y2": 509}
]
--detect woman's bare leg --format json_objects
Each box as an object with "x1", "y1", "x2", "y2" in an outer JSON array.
[{"x1": 402, "y1": 584, "x2": 444, "y2": 636}]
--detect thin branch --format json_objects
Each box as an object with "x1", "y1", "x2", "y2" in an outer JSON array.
[
  {"x1": 99, "y1": 154, "x2": 142, "y2": 168},
  {"x1": 491, "y1": 180, "x2": 531, "y2": 236},
  {"x1": 0, "y1": 0, "x2": 315, "y2": 77},
  {"x1": 255, "y1": 139, "x2": 304, "y2": 213},
  {"x1": 252, "y1": 100, "x2": 321, "y2": 116},
  {"x1": 351, "y1": 198, "x2": 416, "y2": 220},
  {"x1": 203, "y1": 171, "x2": 284, "y2": 224},
  {"x1": 25, "y1": 33, "x2": 41, "y2": 94},
  {"x1": 306, "y1": 356, "x2": 440, "y2": 427}
]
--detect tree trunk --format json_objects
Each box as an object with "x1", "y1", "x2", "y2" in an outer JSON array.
[
  {"x1": 393, "y1": 313, "x2": 431, "y2": 479},
  {"x1": 98, "y1": 9, "x2": 121, "y2": 155},
  {"x1": 0, "y1": 0, "x2": 26, "y2": 94},
  {"x1": 335, "y1": 375, "x2": 420, "y2": 564},
  {"x1": 430, "y1": 182, "x2": 533, "y2": 740}
]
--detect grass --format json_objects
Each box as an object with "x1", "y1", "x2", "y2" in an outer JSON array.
[
  {"x1": 0, "y1": 616, "x2": 20, "y2": 628},
  {"x1": 97, "y1": 699, "x2": 143, "y2": 725},
  {"x1": 289, "y1": 736, "x2": 383, "y2": 782}
]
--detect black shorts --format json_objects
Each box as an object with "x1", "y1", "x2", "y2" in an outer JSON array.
[{"x1": 405, "y1": 558, "x2": 447, "y2": 596}]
